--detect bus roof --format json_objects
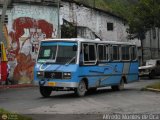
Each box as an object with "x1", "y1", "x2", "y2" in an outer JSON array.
[{"x1": 41, "y1": 38, "x2": 136, "y2": 46}]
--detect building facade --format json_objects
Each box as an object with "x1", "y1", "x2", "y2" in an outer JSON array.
[
  {"x1": 142, "y1": 28, "x2": 160, "y2": 64},
  {"x1": 0, "y1": 0, "x2": 141, "y2": 83},
  {"x1": 60, "y1": 0, "x2": 128, "y2": 42}
]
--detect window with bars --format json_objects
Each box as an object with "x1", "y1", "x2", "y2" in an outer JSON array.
[{"x1": 107, "y1": 22, "x2": 113, "y2": 31}]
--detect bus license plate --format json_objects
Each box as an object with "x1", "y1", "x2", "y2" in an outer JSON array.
[{"x1": 48, "y1": 82, "x2": 56, "y2": 86}]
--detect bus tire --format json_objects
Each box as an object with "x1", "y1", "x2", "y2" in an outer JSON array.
[
  {"x1": 87, "y1": 88, "x2": 97, "y2": 93},
  {"x1": 75, "y1": 80, "x2": 87, "y2": 97},
  {"x1": 40, "y1": 86, "x2": 52, "y2": 98},
  {"x1": 111, "y1": 79, "x2": 124, "y2": 91}
]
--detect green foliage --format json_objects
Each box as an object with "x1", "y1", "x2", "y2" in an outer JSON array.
[
  {"x1": 61, "y1": 20, "x2": 77, "y2": 38},
  {"x1": 74, "y1": 0, "x2": 137, "y2": 18},
  {"x1": 73, "y1": 0, "x2": 160, "y2": 40},
  {"x1": 127, "y1": 0, "x2": 160, "y2": 39},
  {"x1": 74, "y1": 0, "x2": 109, "y2": 10},
  {"x1": 105, "y1": 0, "x2": 136, "y2": 19}
]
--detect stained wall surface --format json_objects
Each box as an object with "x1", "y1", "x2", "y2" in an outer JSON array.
[{"x1": 1, "y1": 4, "x2": 58, "y2": 83}]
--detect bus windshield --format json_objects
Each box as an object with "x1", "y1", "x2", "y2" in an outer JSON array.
[{"x1": 37, "y1": 44, "x2": 77, "y2": 64}]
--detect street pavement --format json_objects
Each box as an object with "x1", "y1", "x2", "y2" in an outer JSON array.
[{"x1": 0, "y1": 78, "x2": 160, "y2": 120}]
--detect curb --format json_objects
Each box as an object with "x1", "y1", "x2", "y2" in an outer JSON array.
[
  {"x1": 146, "y1": 88, "x2": 160, "y2": 92},
  {"x1": 0, "y1": 84, "x2": 37, "y2": 89}
]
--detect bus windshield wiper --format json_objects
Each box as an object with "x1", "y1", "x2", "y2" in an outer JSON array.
[{"x1": 65, "y1": 56, "x2": 76, "y2": 66}]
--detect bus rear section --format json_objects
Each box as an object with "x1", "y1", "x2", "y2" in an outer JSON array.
[
  {"x1": 77, "y1": 42, "x2": 138, "y2": 92},
  {"x1": 0, "y1": 42, "x2": 8, "y2": 84}
]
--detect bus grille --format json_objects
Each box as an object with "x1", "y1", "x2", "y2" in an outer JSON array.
[{"x1": 44, "y1": 72, "x2": 63, "y2": 79}]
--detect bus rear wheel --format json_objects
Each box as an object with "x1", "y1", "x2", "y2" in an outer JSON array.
[
  {"x1": 40, "y1": 86, "x2": 52, "y2": 98},
  {"x1": 87, "y1": 88, "x2": 97, "y2": 93},
  {"x1": 75, "y1": 80, "x2": 87, "y2": 97},
  {"x1": 111, "y1": 79, "x2": 124, "y2": 91}
]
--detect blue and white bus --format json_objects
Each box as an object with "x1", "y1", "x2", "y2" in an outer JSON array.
[{"x1": 34, "y1": 38, "x2": 139, "y2": 97}]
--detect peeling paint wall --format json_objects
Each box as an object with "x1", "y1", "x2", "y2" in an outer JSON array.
[
  {"x1": 0, "y1": 1, "x2": 134, "y2": 83},
  {"x1": 2, "y1": 4, "x2": 58, "y2": 83},
  {"x1": 142, "y1": 28, "x2": 160, "y2": 63},
  {"x1": 60, "y1": 1, "x2": 128, "y2": 42}
]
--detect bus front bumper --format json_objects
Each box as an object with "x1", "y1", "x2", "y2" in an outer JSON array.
[{"x1": 34, "y1": 80, "x2": 79, "y2": 88}]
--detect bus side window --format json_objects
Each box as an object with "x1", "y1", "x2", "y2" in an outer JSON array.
[
  {"x1": 110, "y1": 45, "x2": 120, "y2": 61},
  {"x1": 106, "y1": 45, "x2": 109, "y2": 61},
  {"x1": 98, "y1": 45, "x2": 107, "y2": 61},
  {"x1": 82, "y1": 43, "x2": 97, "y2": 65},
  {"x1": 109, "y1": 45, "x2": 112, "y2": 60},
  {"x1": 112, "y1": 45, "x2": 120, "y2": 61},
  {"x1": 83, "y1": 44, "x2": 89, "y2": 61},
  {"x1": 122, "y1": 46, "x2": 130, "y2": 60},
  {"x1": 89, "y1": 45, "x2": 96, "y2": 61},
  {"x1": 130, "y1": 46, "x2": 137, "y2": 60}
]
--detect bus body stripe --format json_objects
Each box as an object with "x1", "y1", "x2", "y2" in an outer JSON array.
[{"x1": 123, "y1": 63, "x2": 130, "y2": 74}]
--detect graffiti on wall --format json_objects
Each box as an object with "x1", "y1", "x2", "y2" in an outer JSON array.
[{"x1": 7, "y1": 17, "x2": 55, "y2": 84}]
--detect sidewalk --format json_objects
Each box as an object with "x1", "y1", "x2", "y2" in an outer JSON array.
[
  {"x1": 0, "y1": 84, "x2": 36, "y2": 89},
  {"x1": 146, "y1": 87, "x2": 160, "y2": 92}
]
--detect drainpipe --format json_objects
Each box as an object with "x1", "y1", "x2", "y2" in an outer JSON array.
[
  {"x1": 141, "y1": 39, "x2": 144, "y2": 65},
  {"x1": 0, "y1": 0, "x2": 10, "y2": 82},
  {"x1": 150, "y1": 30, "x2": 152, "y2": 59},
  {"x1": 57, "y1": 0, "x2": 61, "y2": 38},
  {"x1": 158, "y1": 28, "x2": 160, "y2": 56},
  {"x1": 0, "y1": 0, "x2": 10, "y2": 47}
]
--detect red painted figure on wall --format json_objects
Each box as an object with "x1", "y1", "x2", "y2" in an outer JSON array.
[{"x1": 7, "y1": 17, "x2": 55, "y2": 83}]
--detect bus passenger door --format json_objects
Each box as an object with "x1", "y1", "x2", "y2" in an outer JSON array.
[{"x1": 79, "y1": 43, "x2": 99, "y2": 87}]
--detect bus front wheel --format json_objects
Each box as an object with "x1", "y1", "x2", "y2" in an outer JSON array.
[
  {"x1": 87, "y1": 88, "x2": 97, "y2": 93},
  {"x1": 40, "y1": 86, "x2": 52, "y2": 98},
  {"x1": 111, "y1": 79, "x2": 124, "y2": 91},
  {"x1": 75, "y1": 80, "x2": 87, "y2": 97}
]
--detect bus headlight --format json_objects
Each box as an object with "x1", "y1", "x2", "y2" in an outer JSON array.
[
  {"x1": 37, "y1": 71, "x2": 44, "y2": 78},
  {"x1": 63, "y1": 72, "x2": 71, "y2": 79}
]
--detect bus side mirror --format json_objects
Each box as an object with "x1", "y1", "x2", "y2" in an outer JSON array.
[
  {"x1": 73, "y1": 45, "x2": 77, "y2": 51},
  {"x1": 0, "y1": 52, "x2": 1, "y2": 58}
]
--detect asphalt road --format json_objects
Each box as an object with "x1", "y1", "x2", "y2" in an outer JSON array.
[{"x1": 0, "y1": 78, "x2": 160, "y2": 120}]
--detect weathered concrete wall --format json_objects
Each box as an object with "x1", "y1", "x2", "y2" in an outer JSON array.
[
  {"x1": 143, "y1": 28, "x2": 160, "y2": 63},
  {"x1": 0, "y1": 1, "x2": 142, "y2": 83},
  {"x1": 1, "y1": 4, "x2": 58, "y2": 83},
  {"x1": 60, "y1": 1, "x2": 128, "y2": 42}
]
